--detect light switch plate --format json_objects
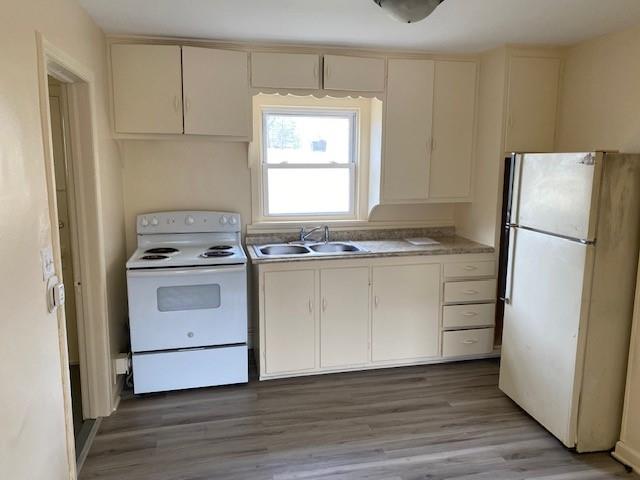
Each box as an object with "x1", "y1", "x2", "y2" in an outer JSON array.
[{"x1": 40, "y1": 245, "x2": 55, "y2": 281}]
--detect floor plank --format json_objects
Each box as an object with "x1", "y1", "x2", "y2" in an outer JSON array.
[{"x1": 80, "y1": 359, "x2": 637, "y2": 480}]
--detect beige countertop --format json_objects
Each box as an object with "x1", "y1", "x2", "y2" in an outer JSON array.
[{"x1": 247, "y1": 235, "x2": 494, "y2": 264}]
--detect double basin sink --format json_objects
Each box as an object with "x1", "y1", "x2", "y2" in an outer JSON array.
[{"x1": 255, "y1": 242, "x2": 367, "y2": 257}]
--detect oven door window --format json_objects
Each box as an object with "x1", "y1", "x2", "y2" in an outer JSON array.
[{"x1": 157, "y1": 284, "x2": 221, "y2": 312}]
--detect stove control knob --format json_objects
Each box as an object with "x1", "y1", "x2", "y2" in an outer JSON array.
[
  {"x1": 151, "y1": 217, "x2": 159, "y2": 226},
  {"x1": 140, "y1": 217, "x2": 149, "y2": 227},
  {"x1": 220, "y1": 216, "x2": 229, "y2": 225},
  {"x1": 185, "y1": 215, "x2": 195, "y2": 225},
  {"x1": 229, "y1": 217, "x2": 238, "y2": 225}
]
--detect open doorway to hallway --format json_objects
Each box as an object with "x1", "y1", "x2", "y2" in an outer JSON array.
[{"x1": 47, "y1": 75, "x2": 96, "y2": 464}]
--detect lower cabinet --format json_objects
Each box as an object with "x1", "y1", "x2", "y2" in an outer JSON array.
[
  {"x1": 263, "y1": 269, "x2": 315, "y2": 374},
  {"x1": 371, "y1": 264, "x2": 441, "y2": 361},
  {"x1": 257, "y1": 254, "x2": 496, "y2": 380},
  {"x1": 320, "y1": 267, "x2": 370, "y2": 368}
]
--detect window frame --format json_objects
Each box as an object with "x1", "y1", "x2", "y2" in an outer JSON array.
[{"x1": 259, "y1": 106, "x2": 359, "y2": 220}]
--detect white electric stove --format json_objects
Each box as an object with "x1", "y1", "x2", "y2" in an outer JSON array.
[{"x1": 126, "y1": 211, "x2": 248, "y2": 394}]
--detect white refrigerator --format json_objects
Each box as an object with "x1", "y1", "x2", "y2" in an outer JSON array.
[{"x1": 499, "y1": 151, "x2": 640, "y2": 452}]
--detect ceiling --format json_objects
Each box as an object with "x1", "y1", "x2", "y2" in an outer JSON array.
[{"x1": 79, "y1": 0, "x2": 640, "y2": 52}]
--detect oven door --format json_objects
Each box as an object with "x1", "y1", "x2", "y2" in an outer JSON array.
[{"x1": 127, "y1": 265, "x2": 247, "y2": 352}]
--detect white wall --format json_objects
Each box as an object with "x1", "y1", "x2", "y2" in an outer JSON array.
[
  {"x1": 557, "y1": 23, "x2": 640, "y2": 153},
  {"x1": 454, "y1": 48, "x2": 507, "y2": 248},
  {"x1": 121, "y1": 138, "x2": 455, "y2": 254},
  {"x1": 0, "y1": 1, "x2": 126, "y2": 478}
]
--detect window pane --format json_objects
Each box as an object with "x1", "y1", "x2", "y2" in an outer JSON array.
[
  {"x1": 264, "y1": 113, "x2": 352, "y2": 165},
  {"x1": 267, "y1": 168, "x2": 352, "y2": 215}
]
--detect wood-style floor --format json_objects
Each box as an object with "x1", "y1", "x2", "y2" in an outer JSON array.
[{"x1": 80, "y1": 359, "x2": 637, "y2": 479}]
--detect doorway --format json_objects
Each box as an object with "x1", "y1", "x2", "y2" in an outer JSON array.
[{"x1": 47, "y1": 76, "x2": 96, "y2": 461}]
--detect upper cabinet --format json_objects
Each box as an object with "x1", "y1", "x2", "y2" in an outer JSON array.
[
  {"x1": 111, "y1": 44, "x2": 183, "y2": 134},
  {"x1": 382, "y1": 59, "x2": 435, "y2": 202},
  {"x1": 251, "y1": 52, "x2": 320, "y2": 90},
  {"x1": 377, "y1": 58, "x2": 478, "y2": 204},
  {"x1": 182, "y1": 46, "x2": 250, "y2": 136},
  {"x1": 429, "y1": 60, "x2": 477, "y2": 200},
  {"x1": 111, "y1": 44, "x2": 250, "y2": 138},
  {"x1": 323, "y1": 55, "x2": 385, "y2": 92},
  {"x1": 505, "y1": 56, "x2": 561, "y2": 153}
]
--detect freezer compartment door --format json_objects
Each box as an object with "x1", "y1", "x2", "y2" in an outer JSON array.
[
  {"x1": 513, "y1": 152, "x2": 600, "y2": 241},
  {"x1": 499, "y1": 227, "x2": 590, "y2": 448}
]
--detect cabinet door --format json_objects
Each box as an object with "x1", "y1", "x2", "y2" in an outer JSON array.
[
  {"x1": 429, "y1": 61, "x2": 477, "y2": 200},
  {"x1": 182, "y1": 47, "x2": 250, "y2": 136},
  {"x1": 505, "y1": 56, "x2": 561, "y2": 153},
  {"x1": 263, "y1": 270, "x2": 315, "y2": 374},
  {"x1": 251, "y1": 52, "x2": 320, "y2": 89},
  {"x1": 383, "y1": 59, "x2": 434, "y2": 202},
  {"x1": 111, "y1": 44, "x2": 183, "y2": 134},
  {"x1": 323, "y1": 55, "x2": 385, "y2": 92},
  {"x1": 372, "y1": 263, "x2": 440, "y2": 361},
  {"x1": 320, "y1": 267, "x2": 370, "y2": 368}
]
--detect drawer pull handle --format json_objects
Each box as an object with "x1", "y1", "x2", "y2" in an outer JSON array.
[
  {"x1": 462, "y1": 311, "x2": 478, "y2": 317},
  {"x1": 308, "y1": 299, "x2": 313, "y2": 313},
  {"x1": 463, "y1": 265, "x2": 478, "y2": 271},
  {"x1": 322, "y1": 297, "x2": 327, "y2": 312},
  {"x1": 462, "y1": 339, "x2": 479, "y2": 345},
  {"x1": 374, "y1": 295, "x2": 380, "y2": 308},
  {"x1": 463, "y1": 289, "x2": 479, "y2": 295}
]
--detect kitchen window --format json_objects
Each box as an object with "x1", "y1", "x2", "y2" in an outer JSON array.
[{"x1": 260, "y1": 108, "x2": 358, "y2": 219}]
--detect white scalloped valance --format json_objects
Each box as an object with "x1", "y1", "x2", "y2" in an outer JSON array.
[{"x1": 250, "y1": 88, "x2": 384, "y2": 101}]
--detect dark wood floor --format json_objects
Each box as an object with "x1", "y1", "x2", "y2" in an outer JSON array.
[{"x1": 80, "y1": 359, "x2": 637, "y2": 479}]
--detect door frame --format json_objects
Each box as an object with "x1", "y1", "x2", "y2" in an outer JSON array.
[{"x1": 35, "y1": 32, "x2": 114, "y2": 476}]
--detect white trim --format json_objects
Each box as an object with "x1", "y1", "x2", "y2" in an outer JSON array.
[
  {"x1": 36, "y1": 32, "x2": 116, "y2": 478},
  {"x1": 612, "y1": 441, "x2": 640, "y2": 474},
  {"x1": 248, "y1": 100, "x2": 370, "y2": 224}
]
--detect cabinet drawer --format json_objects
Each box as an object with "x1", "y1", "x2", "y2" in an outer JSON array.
[
  {"x1": 443, "y1": 303, "x2": 495, "y2": 329},
  {"x1": 444, "y1": 261, "x2": 495, "y2": 279},
  {"x1": 442, "y1": 328, "x2": 494, "y2": 358},
  {"x1": 444, "y1": 279, "x2": 496, "y2": 304}
]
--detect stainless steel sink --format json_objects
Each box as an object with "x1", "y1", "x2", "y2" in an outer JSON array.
[
  {"x1": 259, "y1": 244, "x2": 310, "y2": 255},
  {"x1": 309, "y1": 242, "x2": 362, "y2": 253}
]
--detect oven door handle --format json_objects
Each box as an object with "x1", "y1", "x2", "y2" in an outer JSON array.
[{"x1": 127, "y1": 265, "x2": 246, "y2": 278}]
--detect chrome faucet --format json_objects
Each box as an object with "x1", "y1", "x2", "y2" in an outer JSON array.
[{"x1": 299, "y1": 225, "x2": 330, "y2": 243}]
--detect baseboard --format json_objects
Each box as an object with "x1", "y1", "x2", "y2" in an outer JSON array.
[
  {"x1": 76, "y1": 417, "x2": 101, "y2": 473},
  {"x1": 612, "y1": 441, "x2": 640, "y2": 473},
  {"x1": 111, "y1": 374, "x2": 125, "y2": 413}
]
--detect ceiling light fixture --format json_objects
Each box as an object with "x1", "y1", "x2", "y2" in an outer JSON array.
[{"x1": 373, "y1": 0, "x2": 445, "y2": 24}]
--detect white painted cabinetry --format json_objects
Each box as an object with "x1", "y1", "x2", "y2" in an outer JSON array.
[
  {"x1": 263, "y1": 270, "x2": 316, "y2": 374},
  {"x1": 382, "y1": 59, "x2": 435, "y2": 202},
  {"x1": 257, "y1": 253, "x2": 496, "y2": 380},
  {"x1": 320, "y1": 267, "x2": 370, "y2": 368},
  {"x1": 505, "y1": 56, "x2": 561, "y2": 153},
  {"x1": 429, "y1": 60, "x2": 477, "y2": 200},
  {"x1": 441, "y1": 260, "x2": 497, "y2": 359},
  {"x1": 373, "y1": 58, "x2": 478, "y2": 205},
  {"x1": 371, "y1": 263, "x2": 440, "y2": 361},
  {"x1": 182, "y1": 46, "x2": 250, "y2": 136},
  {"x1": 111, "y1": 44, "x2": 250, "y2": 137},
  {"x1": 251, "y1": 52, "x2": 321, "y2": 89},
  {"x1": 323, "y1": 55, "x2": 386, "y2": 92},
  {"x1": 111, "y1": 44, "x2": 183, "y2": 134}
]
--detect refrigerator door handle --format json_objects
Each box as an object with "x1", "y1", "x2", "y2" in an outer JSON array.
[{"x1": 503, "y1": 226, "x2": 517, "y2": 304}]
